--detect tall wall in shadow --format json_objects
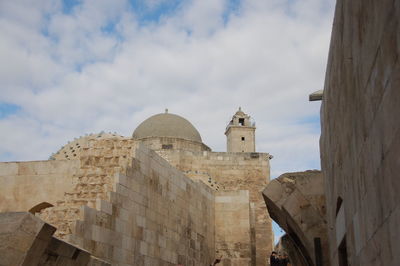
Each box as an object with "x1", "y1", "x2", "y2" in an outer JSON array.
[
  {"x1": 320, "y1": 0, "x2": 400, "y2": 265},
  {"x1": 263, "y1": 170, "x2": 328, "y2": 266}
]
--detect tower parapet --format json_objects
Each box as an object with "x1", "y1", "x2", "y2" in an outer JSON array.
[{"x1": 225, "y1": 107, "x2": 256, "y2": 152}]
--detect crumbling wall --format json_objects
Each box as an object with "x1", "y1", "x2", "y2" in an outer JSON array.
[
  {"x1": 66, "y1": 146, "x2": 215, "y2": 265},
  {"x1": 38, "y1": 137, "x2": 136, "y2": 240},
  {"x1": 0, "y1": 139, "x2": 216, "y2": 265},
  {"x1": 321, "y1": 0, "x2": 400, "y2": 265},
  {"x1": 0, "y1": 212, "x2": 108, "y2": 266}
]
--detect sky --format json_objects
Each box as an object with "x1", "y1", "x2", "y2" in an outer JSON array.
[{"x1": 0, "y1": 0, "x2": 335, "y2": 241}]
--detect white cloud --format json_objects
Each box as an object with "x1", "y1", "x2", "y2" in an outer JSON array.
[{"x1": 0, "y1": 0, "x2": 335, "y2": 179}]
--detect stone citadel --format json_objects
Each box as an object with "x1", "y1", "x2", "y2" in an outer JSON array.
[
  {"x1": 0, "y1": 108, "x2": 274, "y2": 266},
  {"x1": 1, "y1": 0, "x2": 400, "y2": 265}
]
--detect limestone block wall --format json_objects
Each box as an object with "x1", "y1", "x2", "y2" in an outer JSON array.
[
  {"x1": 321, "y1": 0, "x2": 400, "y2": 265},
  {"x1": 136, "y1": 136, "x2": 211, "y2": 152},
  {"x1": 66, "y1": 146, "x2": 215, "y2": 265},
  {"x1": 155, "y1": 149, "x2": 273, "y2": 266},
  {"x1": 0, "y1": 160, "x2": 79, "y2": 212},
  {"x1": 215, "y1": 190, "x2": 252, "y2": 266},
  {"x1": 226, "y1": 127, "x2": 256, "y2": 153},
  {"x1": 0, "y1": 138, "x2": 217, "y2": 265},
  {"x1": 262, "y1": 171, "x2": 328, "y2": 266},
  {"x1": 0, "y1": 212, "x2": 108, "y2": 266},
  {"x1": 38, "y1": 137, "x2": 137, "y2": 240}
]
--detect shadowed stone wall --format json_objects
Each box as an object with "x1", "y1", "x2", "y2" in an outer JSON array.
[
  {"x1": 275, "y1": 234, "x2": 307, "y2": 266},
  {"x1": 321, "y1": 0, "x2": 400, "y2": 265},
  {"x1": 0, "y1": 212, "x2": 108, "y2": 266},
  {"x1": 263, "y1": 170, "x2": 328, "y2": 266}
]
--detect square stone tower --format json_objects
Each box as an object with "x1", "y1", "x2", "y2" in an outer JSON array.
[{"x1": 225, "y1": 107, "x2": 256, "y2": 152}]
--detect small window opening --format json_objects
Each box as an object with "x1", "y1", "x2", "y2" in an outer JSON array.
[
  {"x1": 241, "y1": 137, "x2": 245, "y2": 141},
  {"x1": 162, "y1": 144, "x2": 173, "y2": 149},
  {"x1": 239, "y1": 118, "x2": 245, "y2": 126}
]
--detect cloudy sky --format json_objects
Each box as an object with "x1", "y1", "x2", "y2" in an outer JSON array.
[{"x1": 1, "y1": 0, "x2": 335, "y2": 241}]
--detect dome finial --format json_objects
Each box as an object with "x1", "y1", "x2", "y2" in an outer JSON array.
[
  {"x1": 239, "y1": 106, "x2": 242, "y2": 111},
  {"x1": 165, "y1": 108, "x2": 168, "y2": 113}
]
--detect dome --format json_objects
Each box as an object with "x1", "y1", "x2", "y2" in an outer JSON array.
[
  {"x1": 132, "y1": 112, "x2": 202, "y2": 143},
  {"x1": 51, "y1": 132, "x2": 126, "y2": 160}
]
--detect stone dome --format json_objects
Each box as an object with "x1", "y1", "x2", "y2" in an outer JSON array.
[
  {"x1": 51, "y1": 132, "x2": 126, "y2": 160},
  {"x1": 132, "y1": 112, "x2": 202, "y2": 143}
]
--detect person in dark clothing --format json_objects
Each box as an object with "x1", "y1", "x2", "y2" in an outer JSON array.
[
  {"x1": 279, "y1": 254, "x2": 290, "y2": 266},
  {"x1": 270, "y1": 251, "x2": 279, "y2": 266}
]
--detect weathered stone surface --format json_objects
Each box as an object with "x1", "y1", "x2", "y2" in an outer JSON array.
[
  {"x1": 275, "y1": 234, "x2": 308, "y2": 266},
  {"x1": 156, "y1": 148, "x2": 273, "y2": 265},
  {"x1": 0, "y1": 109, "x2": 272, "y2": 265},
  {"x1": 0, "y1": 212, "x2": 102, "y2": 266},
  {"x1": 262, "y1": 170, "x2": 329, "y2": 266},
  {"x1": 215, "y1": 190, "x2": 252, "y2": 266},
  {"x1": 320, "y1": 0, "x2": 400, "y2": 265},
  {"x1": 225, "y1": 108, "x2": 256, "y2": 153},
  {"x1": 0, "y1": 160, "x2": 79, "y2": 212}
]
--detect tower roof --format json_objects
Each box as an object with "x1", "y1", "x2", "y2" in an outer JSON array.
[
  {"x1": 132, "y1": 112, "x2": 202, "y2": 143},
  {"x1": 235, "y1": 107, "x2": 245, "y2": 116}
]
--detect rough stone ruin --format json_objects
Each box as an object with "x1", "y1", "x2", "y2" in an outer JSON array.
[
  {"x1": 1, "y1": 0, "x2": 399, "y2": 265},
  {"x1": 0, "y1": 108, "x2": 273, "y2": 266}
]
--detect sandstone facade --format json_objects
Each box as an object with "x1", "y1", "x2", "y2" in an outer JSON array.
[
  {"x1": 0, "y1": 108, "x2": 273, "y2": 265},
  {"x1": 0, "y1": 212, "x2": 109, "y2": 266},
  {"x1": 155, "y1": 149, "x2": 273, "y2": 266},
  {"x1": 1, "y1": 142, "x2": 216, "y2": 265},
  {"x1": 320, "y1": 0, "x2": 400, "y2": 265}
]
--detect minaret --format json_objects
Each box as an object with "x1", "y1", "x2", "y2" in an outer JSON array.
[{"x1": 225, "y1": 107, "x2": 256, "y2": 152}]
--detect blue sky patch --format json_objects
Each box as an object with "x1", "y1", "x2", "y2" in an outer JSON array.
[
  {"x1": 272, "y1": 221, "x2": 285, "y2": 244},
  {"x1": 0, "y1": 103, "x2": 21, "y2": 119},
  {"x1": 296, "y1": 115, "x2": 321, "y2": 132},
  {"x1": 129, "y1": 0, "x2": 183, "y2": 25},
  {"x1": 223, "y1": 0, "x2": 242, "y2": 24},
  {"x1": 62, "y1": 0, "x2": 82, "y2": 14}
]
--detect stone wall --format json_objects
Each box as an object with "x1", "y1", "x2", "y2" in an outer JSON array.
[
  {"x1": 320, "y1": 0, "x2": 400, "y2": 265},
  {"x1": 0, "y1": 160, "x2": 79, "y2": 212},
  {"x1": 0, "y1": 139, "x2": 217, "y2": 265},
  {"x1": 66, "y1": 146, "x2": 216, "y2": 265},
  {"x1": 215, "y1": 190, "x2": 252, "y2": 266},
  {"x1": 262, "y1": 171, "x2": 328, "y2": 266},
  {"x1": 226, "y1": 127, "x2": 255, "y2": 153},
  {"x1": 274, "y1": 234, "x2": 307, "y2": 266},
  {"x1": 0, "y1": 212, "x2": 108, "y2": 266},
  {"x1": 39, "y1": 137, "x2": 137, "y2": 240},
  {"x1": 136, "y1": 136, "x2": 211, "y2": 152},
  {"x1": 155, "y1": 149, "x2": 273, "y2": 266}
]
